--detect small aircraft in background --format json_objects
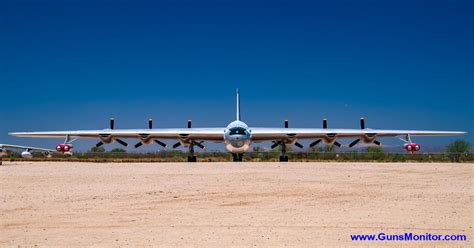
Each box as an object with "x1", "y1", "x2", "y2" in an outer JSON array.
[
  {"x1": 9, "y1": 90, "x2": 466, "y2": 162},
  {"x1": 0, "y1": 143, "x2": 60, "y2": 158}
]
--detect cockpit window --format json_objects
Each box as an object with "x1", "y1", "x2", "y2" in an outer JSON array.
[{"x1": 229, "y1": 127, "x2": 247, "y2": 135}]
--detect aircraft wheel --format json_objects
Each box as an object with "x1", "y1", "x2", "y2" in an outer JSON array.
[
  {"x1": 279, "y1": 155, "x2": 289, "y2": 162},
  {"x1": 187, "y1": 156, "x2": 197, "y2": 162},
  {"x1": 232, "y1": 154, "x2": 243, "y2": 162}
]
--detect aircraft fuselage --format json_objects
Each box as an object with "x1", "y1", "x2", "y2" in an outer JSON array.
[{"x1": 223, "y1": 120, "x2": 252, "y2": 153}]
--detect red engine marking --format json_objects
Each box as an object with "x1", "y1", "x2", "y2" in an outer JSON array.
[
  {"x1": 404, "y1": 143, "x2": 420, "y2": 153},
  {"x1": 56, "y1": 144, "x2": 73, "y2": 153}
]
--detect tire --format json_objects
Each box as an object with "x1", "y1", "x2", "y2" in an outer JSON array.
[
  {"x1": 279, "y1": 155, "x2": 289, "y2": 162},
  {"x1": 188, "y1": 156, "x2": 197, "y2": 162},
  {"x1": 233, "y1": 154, "x2": 243, "y2": 162}
]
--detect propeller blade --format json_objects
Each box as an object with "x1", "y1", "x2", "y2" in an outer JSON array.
[
  {"x1": 271, "y1": 142, "x2": 280, "y2": 149},
  {"x1": 309, "y1": 139, "x2": 321, "y2": 147},
  {"x1": 294, "y1": 142, "x2": 304, "y2": 149},
  {"x1": 148, "y1": 119, "x2": 153, "y2": 129},
  {"x1": 134, "y1": 142, "x2": 143, "y2": 148},
  {"x1": 373, "y1": 140, "x2": 381, "y2": 146},
  {"x1": 349, "y1": 138, "x2": 361, "y2": 148},
  {"x1": 95, "y1": 141, "x2": 104, "y2": 147},
  {"x1": 187, "y1": 120, "x2": 192, "y2": 128},
  {"x1": 323, "y1": 119, "x2": 328, "y2": 129},
  {"x1": 154, "y1": 140, "x2": 167, "y2": 148},
  {"x1": 333, "y1": 141, "x2": 342, "y2": 147},
  {"x1": 194, "y1": 141, "x2": 205, "y2": 149},
  {"x1": 116, "y1": 139, "x2": 128, "y2": 147},
  {"x1": 360, "y1": 118, "x2": 365, "y2": 129},
  {"x1": 172, "y1": 142, "x2": 181, "y2": 149},
  {"x1": 110, "y1": 118, "x2": 115, "y2": 130},
  {"x1": 284, "y1": 119, "x2": 289, "y2": 128}
]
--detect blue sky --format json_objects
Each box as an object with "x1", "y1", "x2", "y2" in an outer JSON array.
[{"x1": 1, "y1": 0, "x2": 472, "y2": 151}]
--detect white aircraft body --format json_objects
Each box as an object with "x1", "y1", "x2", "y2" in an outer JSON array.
[
  {"x1": 0, "y1": 144, "x2": 58, "y2": 158},
  {"x1": 10, "y1": 90, "x2": 466, "y2": 162}
]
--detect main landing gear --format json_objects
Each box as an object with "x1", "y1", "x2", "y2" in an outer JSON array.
[
  {"x1": 271, "y1": 140, "x2": 291, "y2": 162},
  {"x1": 280, "y1": 141, "x2": 288, "y2": 162},
  {"x1": 187, "y1": 155, "x2": 197, "y2": 162},
  {"x1": 232, "y1": 153, "x2": 243, "y2": 162},
  {"x1": 280, "y1": 143, "x2": 288, "y2": 162},
  {"x1": 187, "y1": 142, "x2": 197, "y2": 162},
  {"x1": 279, "y1": 143, "x2": 289, "y2": 162},
  {"x1": 279, "y1": 155, "x2": 289, "y2": 162}
]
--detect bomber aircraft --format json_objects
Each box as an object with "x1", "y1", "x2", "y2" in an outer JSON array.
[{"x1": 10, "y1": 90, "x2": 466, "y2": 162}]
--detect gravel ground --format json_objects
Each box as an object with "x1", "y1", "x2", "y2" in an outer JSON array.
[{"x1": 1, "y1": 161, "x2": 472, "y2": 247}]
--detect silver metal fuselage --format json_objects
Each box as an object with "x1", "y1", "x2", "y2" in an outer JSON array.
[
  {"x1": 6, "y1": 89, "x2": 467, "y2": 157},
  {"x1": 223, "y1": 120, "x2": 252, "y2": 153}
]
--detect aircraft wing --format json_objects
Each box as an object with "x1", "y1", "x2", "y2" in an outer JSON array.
[
  {"x1": 249, "y1": 128, "x2": 466, "y2": 141},
  {"x1": 0, "y1": 144, "x2": 57, "y2": 153},
  {"x1": 9, "y1": 128, "x2": 226, "y2": 141},
  {"x1": 10, "y1": 128, "x2": 465, "y2": 141}
]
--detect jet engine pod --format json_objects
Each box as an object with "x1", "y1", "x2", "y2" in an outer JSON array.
[
  {"x1": 404, "y1": 143, "x2": 420, "y2": 152},
  {"x1": 21, "y1": 151, "x2": 32, "y2": 158},
  {"x1": 56, "y1": 144, "x2": 73, "y2": 153}
]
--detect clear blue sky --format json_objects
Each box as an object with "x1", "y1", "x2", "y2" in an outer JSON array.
[{"x1": 1, "y1": 0, "x2": 472, "y2": 151}]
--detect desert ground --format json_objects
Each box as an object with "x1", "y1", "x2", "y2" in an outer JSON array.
[{"x1": 0, "y1": 161, "x2": 472, "y2": 247}]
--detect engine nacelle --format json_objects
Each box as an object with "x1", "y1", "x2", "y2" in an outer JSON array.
[
  {"x1": 362, "y1": 133, "x2": 377, "y2": 143},
  {"x1": 404, "y1": 143, "x2": 420, "y2": 152},
  {"x1": 138, "y1": 134, "x2": 154, "y2": 145},
  {"x1": 322, "y1": 136, "x2": 337, "y2": 145},
  {"x1": 56, "y1": 144, "x2": 73, "y2": 153},
  {"x1": 21, "y1": 151, "x2": 32, "y2": 158},
  {"x1": 99, "y1": 135, "x2": 114, "y2": 144}
]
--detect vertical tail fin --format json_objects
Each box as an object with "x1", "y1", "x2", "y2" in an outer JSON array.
[{"x1": 236, "y1": 88, "x2": 241, "y2": 121}]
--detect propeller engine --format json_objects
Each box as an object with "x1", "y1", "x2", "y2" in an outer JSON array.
[
  {"x1": 348, "y1": 118, "x2": 382, "y2": 148},
  {"x1": 134, "y1": 119, "x2": 167, "y2": 149},
  {"x1": 172, "y1": 120, "x2": 205, "y2": 149},
  {"x1": 309, "y1": 119, "x2": 342, "y2": 148},
  {"x1": 270, "y1": 120, "x2": 304, "y2": 149},
  {"x1": 95, "y1": 118, "x2": 129, "y2": 148}
]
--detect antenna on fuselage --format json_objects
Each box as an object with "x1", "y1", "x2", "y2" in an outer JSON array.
[{"x1": 236, "y1": 88, "x2": 241, "y2": 121}]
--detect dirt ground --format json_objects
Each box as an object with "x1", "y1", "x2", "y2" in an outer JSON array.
[{"x1": 0, "y1": 161, "x2": 472, "y2": 247}]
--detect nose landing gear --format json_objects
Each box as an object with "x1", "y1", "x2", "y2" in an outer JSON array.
[{"x1": 232, "y1": 153, "x2": 243, "y2": 162}]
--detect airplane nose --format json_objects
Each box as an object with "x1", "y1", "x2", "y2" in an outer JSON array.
[
  {"x1": 234, "y1": 141, "x2": 244, "y2": 147},
  {"x1": 230, "y1": 135, "x2": 247, "y2": 147}
]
